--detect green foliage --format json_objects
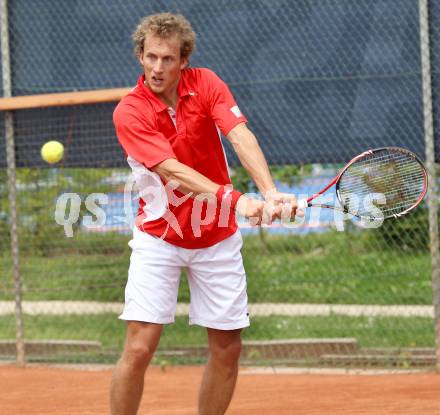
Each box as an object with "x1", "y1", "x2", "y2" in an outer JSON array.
[
  {"x1": 230, "y1": 166, "x2": 254, "y2": 193},
  {"x1": 1, "y1": 168, "x2": 124, "y2": 256},
  {"x1": 230, "y1": 164, "x2": 313, "y2": 193},
  {"x1": 270, "y1": 164, "x2": 313, "y2": 186}
]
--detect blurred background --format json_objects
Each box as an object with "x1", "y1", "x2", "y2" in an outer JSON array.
[{"x1": 1, "y1": 0, "x2": 439, "y2": 369}]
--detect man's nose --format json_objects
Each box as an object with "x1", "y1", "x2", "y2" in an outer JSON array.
[{"x1": 153, "y1": 59, "x2": 164, "y2": 73}]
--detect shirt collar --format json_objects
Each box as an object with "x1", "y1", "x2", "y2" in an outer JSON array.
[{"x1": 137, "y1": 72, "x2": 190, "y2": 112}]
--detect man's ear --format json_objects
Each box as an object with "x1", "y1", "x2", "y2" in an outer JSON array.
[{"x1": 180, "y1": 57, "x2": 189, "y2": 70}]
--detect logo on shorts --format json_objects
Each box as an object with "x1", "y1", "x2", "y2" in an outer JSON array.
[{"x1": 230, "y1": 106, "x2": 242, "y2": 118}]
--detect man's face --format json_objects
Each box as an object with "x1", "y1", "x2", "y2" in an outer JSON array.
[{"x1": 139, "y1": 33, "x2": 188, "y2": 100}]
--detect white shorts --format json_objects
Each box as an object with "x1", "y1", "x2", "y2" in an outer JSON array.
[{"x1": 119, "y1": 227, "x2": 250, "y2": 330}]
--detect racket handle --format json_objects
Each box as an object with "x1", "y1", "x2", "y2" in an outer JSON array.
[{"x1": 297, "y1": 199, "x2": 309, "y2": 209}]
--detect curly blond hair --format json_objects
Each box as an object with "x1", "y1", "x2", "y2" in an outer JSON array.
[{"x1": 132, "y1": 13, "x2": 196, "y2": 59}]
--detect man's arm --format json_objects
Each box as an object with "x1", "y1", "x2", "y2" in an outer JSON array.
[
  {"x1": 226, "y1": 123, "x2": 276, "y2": 197},
  {"x1": 152, "y1": 158, "x2": 220, "y2": 196},
  {"x1": 226, "y1": 123, "x2": 299, "y2": 217}
]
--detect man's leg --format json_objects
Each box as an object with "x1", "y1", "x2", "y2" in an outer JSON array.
[
  {"x1": 110, "y1": 321, "x2": 163, "y2": 415},
  {"x1": 198, "y1": 328, "x2": 242, "y2": 415}
]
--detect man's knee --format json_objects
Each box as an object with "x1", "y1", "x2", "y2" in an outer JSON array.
[
  {"x1": 122, "y1": 341, "x2": 156, "y2": 367},
  {"x1": 121, "y1": 322, "x2": 163, "y2": 368},
  {"x1": 208, "y1": 330, "x2": 242, "y2": 365}
]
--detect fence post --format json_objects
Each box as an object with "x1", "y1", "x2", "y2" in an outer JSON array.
[
  {"x1": 0, "y1": 0, "x2": 25, "y2": 366},
  {"x1": 419, "y1": 0, "x2": 440, "y2": 372}
]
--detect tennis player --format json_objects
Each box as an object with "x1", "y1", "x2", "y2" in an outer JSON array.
[{"x1": 111, "y1": 13, "x2": 298, "y2": 415}]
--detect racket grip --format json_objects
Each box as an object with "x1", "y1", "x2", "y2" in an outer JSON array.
[{"x1": 297, "y1": 199, "x2": 309, "y2": 209}]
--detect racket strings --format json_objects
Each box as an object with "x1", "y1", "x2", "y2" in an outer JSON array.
[
  {"x1": 345, "y1": 173, "x2": 424, "y2": 197},
  {"x1": 338, "y1": 149, "x2": 426, "y2": 218}
]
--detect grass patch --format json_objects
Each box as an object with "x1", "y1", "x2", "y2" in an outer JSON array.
[
  {"x1": 242, "y1": 231, "x2": 431, "y2": 304},
  {"x1": 245, "y1": 315, "x2": 435, "y2": 348},
  {"x1": 0, "y1": 314, "x2": 434, "y2": 351},
  {"x1": 1, "y1": 230, "x2": 432, "y2": 304}
]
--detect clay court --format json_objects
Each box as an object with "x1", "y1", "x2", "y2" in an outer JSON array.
[{"x1": 2, "y1": 365, "x2": 440, "y2": 414}]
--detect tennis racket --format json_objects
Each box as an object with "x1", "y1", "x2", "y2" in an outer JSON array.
[{"x1": 297, "y1": 147, "x2": 428, "y2": 221}]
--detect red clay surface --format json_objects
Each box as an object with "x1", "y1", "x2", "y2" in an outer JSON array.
[{"x1": 1, "y1": 365, "x2": 440, "y2": 414}]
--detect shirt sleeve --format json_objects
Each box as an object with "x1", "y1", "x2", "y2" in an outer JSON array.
[
  {"x1": 201, "y1": 68, "x2": 248, "y2": 136},
  {"x1": 113, "y1": 102, "x2": 176, "y2": 169}
]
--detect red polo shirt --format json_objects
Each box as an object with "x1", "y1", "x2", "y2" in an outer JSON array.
[{"x1": 113, "y1": 67, "x2": 248, "y2": 248}]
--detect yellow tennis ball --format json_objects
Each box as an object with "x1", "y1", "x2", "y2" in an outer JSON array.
[{"x1": 41, "y1": 141, "x2": 64, "y2": 164}]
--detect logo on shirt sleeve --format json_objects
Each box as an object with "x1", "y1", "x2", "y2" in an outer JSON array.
[{"x1": 230, "y1": 106, "x2": 242, "y2": 118}]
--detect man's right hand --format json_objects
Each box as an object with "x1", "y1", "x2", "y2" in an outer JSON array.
[{"x1": 235, "y1": 195, "x2": 281, "y2": 226}]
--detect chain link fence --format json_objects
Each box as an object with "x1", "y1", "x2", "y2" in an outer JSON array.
[{"x1": 1, "y1": 0, "x2": 439, "y2": 368}]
